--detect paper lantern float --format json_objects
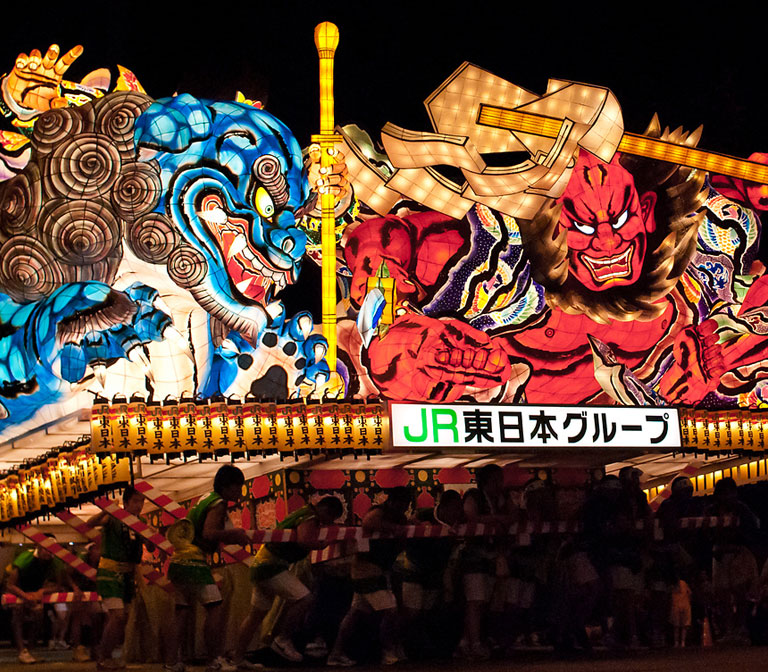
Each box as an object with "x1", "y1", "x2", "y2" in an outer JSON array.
[
  {"x1": 0, "y1": 84, "x2": 334, "y2": 439},
  {"x1": 335, "y1": 63, "x2": 768, "y2": 409},
  {"x1": 2, "y1": 36, "x2": 768, "y2": 459}
]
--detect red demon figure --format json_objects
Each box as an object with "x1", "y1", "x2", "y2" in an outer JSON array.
[{"x1": 341, "y1": 123, "x2": 768, "y2": 406}]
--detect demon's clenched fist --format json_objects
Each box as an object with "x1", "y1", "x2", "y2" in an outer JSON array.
[{"x1": 366, "y1": 314, "x2": 512, "y2": 402}]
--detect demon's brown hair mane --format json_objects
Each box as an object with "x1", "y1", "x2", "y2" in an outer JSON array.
[{"x1": 520, "y1": 115, "x2": 707, "y2": 324}]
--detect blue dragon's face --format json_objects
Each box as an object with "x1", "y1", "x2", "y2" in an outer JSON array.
[{"x1": 134, "y1": 95, "x2": 309, "y2": 306}]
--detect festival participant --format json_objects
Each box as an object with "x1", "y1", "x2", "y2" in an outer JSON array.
[
  {"x1": 327, "y1": 487, "x2": 411, "y2": 667},
  {"x1": 502, "y1": 478, "x2": 558, "y2": 650},
  {"x1": 705, "y1": 477, "x2": 760, "y2": 643},
  {"x1": 456, "y1": 464, "x2": 511, "y2": 659},
  {"x1": 165, "y1": 465, "x2": 251, "y2": 672},
  {"x1": 619, "y1": 467, "x2": 652, "y2": 522},
  {"x1": 582, "y1": 475, "x2": 644, "y2": 649},
  {"x1": 231, "y1": 495, "x2": 343, "y2": 667},
  {"x1": 396, "y1": 489, "x2": 463, "y2": 658},
  {"x1": 87, "y1": 486, "x2": 149, "y2": 671},
  {"x1": 5, "y1": 533, "x2": 78, "y2": 664}
]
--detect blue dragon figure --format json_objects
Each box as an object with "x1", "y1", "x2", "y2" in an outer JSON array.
[{"x1": 0, "y1": 92, "x2": 331, "y2": 438}]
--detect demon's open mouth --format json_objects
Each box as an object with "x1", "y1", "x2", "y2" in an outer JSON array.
[
  {"x1": 580, "y1": 245, "x2": 634, "y2": 283},
  {"x1": 197, "y1": 192, "x2": 290, "y2": 303}
]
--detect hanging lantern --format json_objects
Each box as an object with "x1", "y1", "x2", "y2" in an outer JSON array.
[
  {"x1": 208, "y1": 399, "x2": 231, "y2": 455},
  {"x1": 305, "y1": 403, "x2": 325, "y2": 451},
  {"x1": 91, "y1": 399, "x2": 113, "y2": 454},
  {"x1": 244, "y1": 401, "x2": 266, "y2": 455},
  {"x1": 263, "y1": 403, "x2": 279, "y2": 452},
  {"x1": 196, "y1": 403, "x2": 216, "y2": 456},
  {"x1": 369, "y1": 401, "x2": 388, "y2": 449},
  {"x1": 126, "y1": 397, "x2": 148, "y2": 454},
  {"x1": 145, "y1": 403, "x2": 165, "y2": 457},
  {"x1": 178, "y1": 398, "x2": 199, "y2": 455},
  {"x1": 228, "y1": 399, "x2": 247, "y2": 456},
  {"x1": 163, "y1": 400, "x2": 182, "y2": 455},
  {"x1": 294, "y1": 404, "x2": 311, "y2": 451},
  {"x1": 715, "y1": 411, "x2": 727, "y2": 450},
  {"x1": 322, "y1": 402, "x2": 341, "y2": 450},
  {"x1": 278, "y1": 404, "x2": 299, "y2": 455},
  {"x1": 338, "y1": 402, "x2": 355, "y2": 451}
]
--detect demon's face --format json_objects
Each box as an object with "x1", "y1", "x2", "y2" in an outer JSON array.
[
  {"x1": 559, "y1": 153, "x2": 656, "y2": 291},
  {"x1": 135, "y1": 95, "x2": 309, "y2": 310}
]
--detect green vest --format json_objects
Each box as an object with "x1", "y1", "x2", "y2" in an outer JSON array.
[
  {"x1": 251, "y1": 505, "x2": 316, "y2": 582},
  {"x1": 264, "y1": 505, "x2": 316, "y2": 563},
  {"x1": 101, "y1": 517, "x2": 143, "y2": 564},
  {"x1": 187, "y1": 491, "x2": 222, "y2": 554},
  {"x1": 12, "y1": 551, "x2": 62, "y2": 591}
]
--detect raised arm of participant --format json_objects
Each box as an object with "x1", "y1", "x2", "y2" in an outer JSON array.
[{"x1": 86, "y1": 510, "x2": 110, "y2": 529}]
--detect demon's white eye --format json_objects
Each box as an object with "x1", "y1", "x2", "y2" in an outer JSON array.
[
  {"x1": 613, "y1": 209, "x2": 629, "y2": 229},
  {"x1": 255, "y1": 187, "x2": 275, "y2": 219},
  {"x1": 572, "y1": 219, "x2": 595, "y2": 235}
]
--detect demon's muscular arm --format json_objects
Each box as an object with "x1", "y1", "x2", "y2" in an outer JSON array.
[
  {"x1": 707, "y1": 156, "x2": 768, "y2": 393},
  {"x1": 346, "y1": 211, "x2": 463, "y2": 305},
  {"x1": 344, "y1": 211, "x2": 514, "y2": 402}
]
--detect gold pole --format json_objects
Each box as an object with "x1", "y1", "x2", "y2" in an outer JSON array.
[
  {"x1": 478, "y1": 103, "x2": 768, "y2": 185},
  {"x1": 312, "y1": 21, "x2": 342, "y2": 373}
]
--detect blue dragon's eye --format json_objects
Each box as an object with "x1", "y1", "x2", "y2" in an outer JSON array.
[{"x1": 255, "y1": 187, "x2": 275, "y2": 219}]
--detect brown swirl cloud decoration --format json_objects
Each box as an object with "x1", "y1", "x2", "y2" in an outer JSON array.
[
  {"x1": 0, "y1": 235, "x2": 66, "y2": 302},
  {"x1": 0, "y1": 164, "x2": 42, "y2": 239},
  {"x1": 167, "y1": 244, "x2": 208, "y2": 288},
  {"x1": 38, "y1": 198, "x2": 121, "y2": 266},
  {"x1": 111, "y1": 162, "x2": 162, "y2": 221},
  {"x1": 126, "y1": 212, "x2": 179, "y2": 264},
  {"x1": 31, "y1": 107, "x2": 85, "y2": 158},
  {"x1": 94, "y1": 92, "x2": 153, "y2": 156},
  {"x1": 44, "y1": 133, "x2": 122, "y2": 200},
  {"x1": 0, "y1": 91, "x2": 181, "y2": 303}
]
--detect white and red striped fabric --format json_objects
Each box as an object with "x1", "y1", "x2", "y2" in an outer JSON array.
[
  {"x1": 93, "y1": 497, "x2": 174, "y2": 556},
  {"x1": 57, "y1": 510, "x2": 101, "y2": 542},
  {"x1": 679, "y1": 514, "x2": 735, "y2": 529},
  {"x1": 133, "y1": 479, "x2": 188, "y2": 521},
  {"x1": 310, "y1": 543, "x2": 346, "y2": 564},
  {"x1": 132, "y1": 479, "x2": 251, "y2": 567},
  {"x1": 2, "y1": 591, "x2": 99, "y2": 605},
  {"x1": 15, "y1": 526, "x2": 97, "y2": 581},
  {"x1": 137, "y1": 565, "x2": 174, "y2": 593},
  {"x1": 57, "y1": 508, "x2": 172, "y2": 593}
]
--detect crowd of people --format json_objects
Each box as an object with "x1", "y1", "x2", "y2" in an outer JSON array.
[{"x1": 2, "y1": 464, "x2": 768, "y2": 670}]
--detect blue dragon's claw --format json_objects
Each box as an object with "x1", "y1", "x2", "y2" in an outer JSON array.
[
  {"x1": 286, "y1": 311, "x2": 314, "y2": 342},
  {"x1": 302, "y1": 334, "x2": 328, "y2": 365}
]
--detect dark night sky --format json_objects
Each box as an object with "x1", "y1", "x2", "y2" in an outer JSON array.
[
  {"x1": 4, "y1": 1, "x2": 768, "y2": 316},
  {"x1": 5, "y1": 2, "x2": 767, "y2": 154}
]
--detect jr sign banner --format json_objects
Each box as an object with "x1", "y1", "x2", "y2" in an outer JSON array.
[{"x1": 390, "y1": 403, "x2": 681, "y2": 450}]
